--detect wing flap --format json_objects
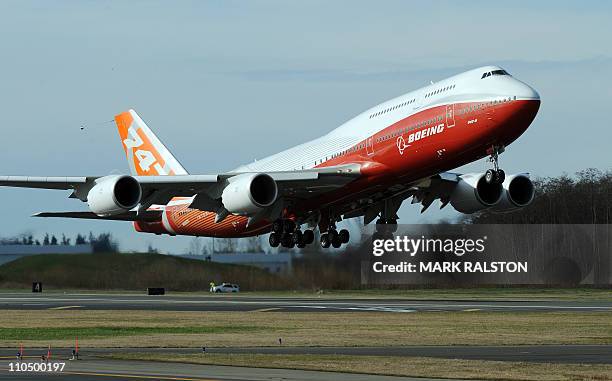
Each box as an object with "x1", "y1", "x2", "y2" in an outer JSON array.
[{"x1": 33, "y1": 210, "x2": 162, "y2": 222}]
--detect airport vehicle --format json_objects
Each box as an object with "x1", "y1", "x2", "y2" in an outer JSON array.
[
  {"x1": 210, "y1": 283, "x2": 240, "y2": 293},
  {"x1": 0, "y1": 66, "x2": 540, "y2": 248}
]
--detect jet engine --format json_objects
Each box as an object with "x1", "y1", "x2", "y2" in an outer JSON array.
[
  {"x1": 221, "y1": 173, "x2": 278, "y2": 215},
  {"x1": 450, "y1": 173, "x2": 504, "y2": 214},
  {"x1": 87, "y1": 175, "x2": 142, "y2": 216},
  {"x1": 490, "y1": 173, "x2": 535, "y2": 212}
]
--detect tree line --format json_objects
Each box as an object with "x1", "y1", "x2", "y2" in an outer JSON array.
[
  {"x1": 186, "y1": 235, "x2": 266, "y2": 254},
  {"x1": 0, "y1": 232, "x2": 119, "y2": 253}
]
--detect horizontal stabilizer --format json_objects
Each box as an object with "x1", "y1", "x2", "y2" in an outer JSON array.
[{"x1": 33, "y1": 210, "x2": 162, "y2": 222}]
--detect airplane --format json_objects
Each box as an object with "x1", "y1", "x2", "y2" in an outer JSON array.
[{"x1": 0, "y1": 65, "x2": 540, "y2": 249}]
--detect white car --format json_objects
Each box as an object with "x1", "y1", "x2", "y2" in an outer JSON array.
[{"x1": 210, "y1": 283, "x2": 240, "y2": 293}]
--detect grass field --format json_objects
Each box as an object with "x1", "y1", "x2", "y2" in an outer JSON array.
[
  {"x1": 104, "y1": 353, "x2": 612, "y2": 381},
  {"x1": 0, "y1": 253, "x2": 286, "y2": 291},
  {"x1": 2, "y1": 306, "x2": 610, "y2": 380},
  {"x1": 0, "y1": 326, "x2": 259, "y2": 341},
  {"x1": 1, "y1": 309, "x2": 610, "y2": 348}
]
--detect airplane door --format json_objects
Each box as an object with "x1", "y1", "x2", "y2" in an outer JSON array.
[
  {"x1": 366, "y1": 137, "x2": 374, "y2": 155},
  {"x1": 486, "y1": 101, "x2": 495, "y2": 123},
  {"x1": 446, "y1": 104, "x2": 455, "y2": 128}
]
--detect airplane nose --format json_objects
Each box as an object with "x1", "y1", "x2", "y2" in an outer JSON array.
[
  {"x1": 512, "y1": 80, "x2": 540, "y2": 101},
  {"x1": 522, "y1": 84, "x2": 540, "y2": 100}
]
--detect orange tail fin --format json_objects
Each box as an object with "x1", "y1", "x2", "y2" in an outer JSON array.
[{"x1": 115, "y1": 109, "x2": 188, "y2": 176}]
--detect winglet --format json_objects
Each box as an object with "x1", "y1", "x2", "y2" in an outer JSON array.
[{"x1": 115, "y1": 109, "x2": 188, "y2": 176}]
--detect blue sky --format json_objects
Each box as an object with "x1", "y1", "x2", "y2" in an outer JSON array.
[{"x1": 0, "y1": 1, "x2": 610, "y2": 252}]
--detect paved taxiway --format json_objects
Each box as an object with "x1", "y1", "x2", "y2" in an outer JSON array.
[
  {"x1": 0, "y1": 292, "x2": 611, "y2": 312},
  {"x1": 2, "y1": 344, "x2": 610, "y2": 365},
  {"x1": 0, "y1": 359, "x2": 447, "y2": 381}
]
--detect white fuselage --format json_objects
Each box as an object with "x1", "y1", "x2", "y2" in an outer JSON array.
[{"x1": 233, "y1": 65, "x2": 538, "y2": 173}]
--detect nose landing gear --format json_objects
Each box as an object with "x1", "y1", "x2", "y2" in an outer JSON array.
[{"x1": 485, "y1": 145, "x2": 506, "y2": 185}]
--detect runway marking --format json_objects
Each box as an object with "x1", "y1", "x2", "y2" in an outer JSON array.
[
  {"x1": 49, "y1": 305, "x2": 83, "y2": 310},
  {"x1": 58, "y1": 370, "x2": 219, "y2": 381},
  {"x1": 289, "y1": 305, "x2": 416, "y2": 313},
  {"x1": 250, "y1": 307, "x2": 281, "y2": 312},
  {"x1": 462, "y1": 309, "x2": 482, "y2": 312}
]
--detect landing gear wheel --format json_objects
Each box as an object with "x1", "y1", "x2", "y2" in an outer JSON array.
[
  {"x1": 376, "y1": 218, "x2": 398, "y2": 234},
  {"x1": 485, "y1": 169, "x2": 505, "y2": 184},
  {"x1": 303, "y1": 230, "x2": 314, "y2": 245},
  {"x1": 339, "y1": 229, "x2": 350, "y2": 244},
  {"x1": 272, "y1": 220, "x2": 283, "y2": 233},
  {"x1": 375, "y1": 218, "x2": 386, "y2": 234},
  {"x1": 292, "y1": 230, "x2": 303, "y2": 246},
  {"x1": 320, "y1": 233, "x2": 331, "y2": 248},
  {"x1": 485, "y1": 169, "x2": 495, "y2": 184},
  {"x1": 331, "y1": 230, "x2": 342, "y2": 248},
  {"x1": 497, "y1": 169, "x2": 505, "y2": 184},
  {"x1": 372, "y1": 232, "x2": 383, "y2": 242},
  {"x1": 281, "y1": 232, "x2": 294, "y2": 248},
  {"x1": 269, "y1": 232, "x2": 280, "y2": 247},
  {"x1": 283, "y1": 219, "x2": 296, "y2": 233},
  {"x1": 387, "y1": 219, "x2": 398, "y2": 233}
]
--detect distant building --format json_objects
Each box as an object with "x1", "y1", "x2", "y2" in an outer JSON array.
[
  {"x1": 179, "y1": 252, "x2": 292, "y2": 274},
  {"x1": 0, "y1": 244, "x2": 94, "y2": 266}
]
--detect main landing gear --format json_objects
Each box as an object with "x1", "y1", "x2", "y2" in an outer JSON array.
[
  {"x1": 269, "y1": 218, "x2": 350, "y2": 249},
  {"x1": 319, "y1": 222, "x2": 350, "y2": 249},
  {"x1": 485, "y1": 145, "x2": 506, "y2": 185},
  {"x1": 269, "y1": 219, "x2": 315, "y2": 248},
  {"x1": 372, "y1": 218, "x2": 398, "y2": 241}
]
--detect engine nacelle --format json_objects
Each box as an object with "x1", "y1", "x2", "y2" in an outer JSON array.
[
  {"x1": 87, "y1": 175, "x2": 142, "y2": 216},
  {"x1": 221, "y1": 173, "x2": 278, "y2": 215},
  {"x1": 450, "y1": 173, "x2": 504, "y2": 214},
  {"x1": 490, "y1": 173, "x2": 535, "y2": 212}
]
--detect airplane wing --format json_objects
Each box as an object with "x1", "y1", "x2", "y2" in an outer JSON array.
[
  {"x1": 1, "y1": 170, "x2": 494, "y2": 227},
  {"x1": 340, "y1": 172, "x2": 460, "y2": 225},
  {"x1": 0, "y1": 176, "x2": 88, "y2": 189},
  {"x1": 0, "y1": 164, "x2": 361, "y2": 220},
  {"x1": 33, "y1": 210, "x2": 162, "y2": 222},
  {"x1": 0, "y1": 164, "x2": 358, "y2": 195}
]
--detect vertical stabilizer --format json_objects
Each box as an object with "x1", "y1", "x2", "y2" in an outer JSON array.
[{"x1": 115, "y1": 109, "x2": 188, "y2": 176}]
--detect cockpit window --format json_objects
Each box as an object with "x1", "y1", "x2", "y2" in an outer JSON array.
[
  {"x1": 482, "y1": 69, "x2": 510, "y2": 79},
  {"x1": 491, "y1": 69, "x2": 509, "y2": 76}
]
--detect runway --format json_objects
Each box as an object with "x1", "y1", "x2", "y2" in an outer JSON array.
[
  {"x1": 0, "y1": 358, "x2": 446, "y2": 381},
  {"x1": 1, "y1": 292, "x2": 611, "y2": 312},
  {"x1": 1, "y1": 344, "x2": 611, "y2": 365},
  {"x1": 1, "y1": 292, "x2": 610, "y2": 379},
  {"x1": 0, "y1": 345, "x2": 610, "y2": 380}
]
